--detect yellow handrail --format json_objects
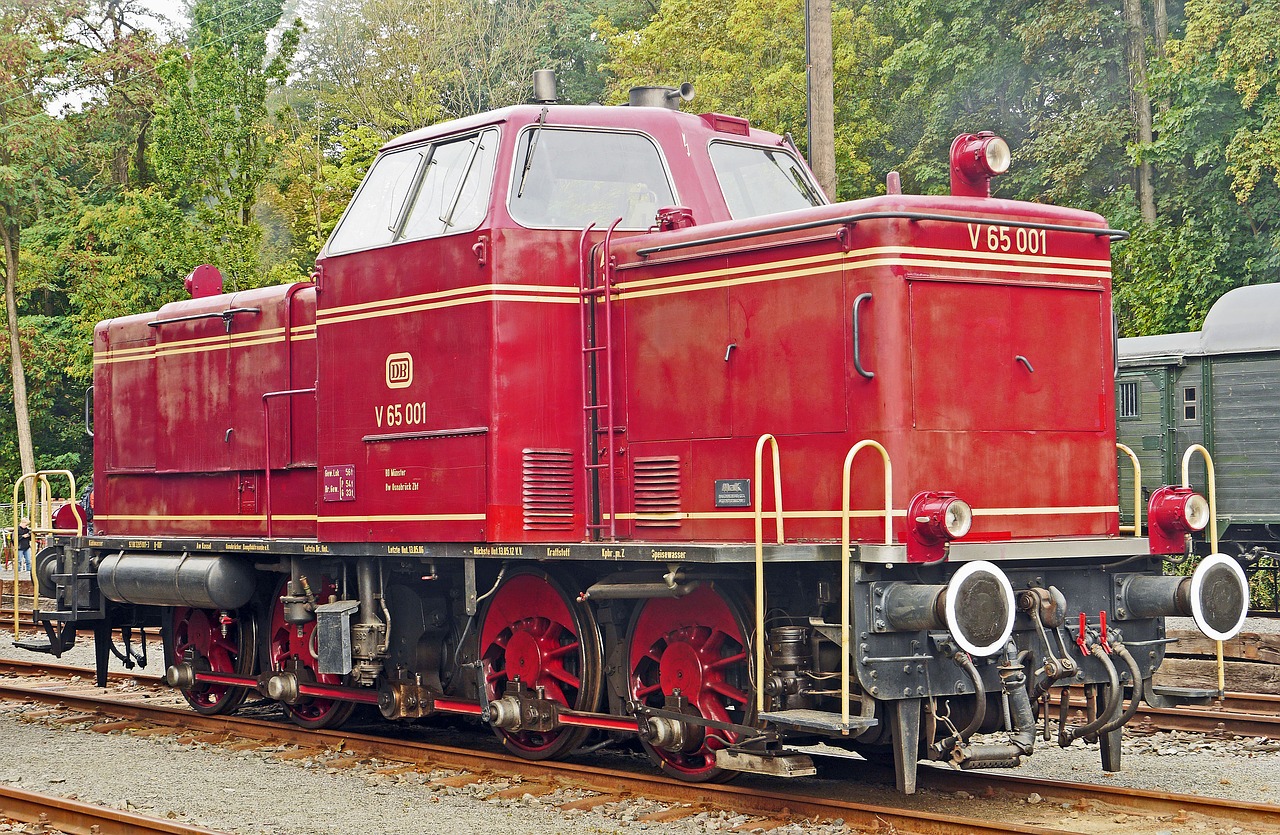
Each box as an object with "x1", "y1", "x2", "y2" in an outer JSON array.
[
  {"x1": 753, "y1": 434, "x2": 785, "y2": 713},
  {"x1": 840, "y1": 440, "x2": 892, "y2": 731},
  {"x1": 1180, "y1": 444, "x2": 1224, "y2": 695},
  {"x1": 1116, "y1": 443, "x2": 1142, "y2": 536},
  {"x1": 1180, "y1": 445, "x2": 1217, "y2": 552},
  {"x1": 12, "y1": 470, "x2": 82, "y2": 638}
]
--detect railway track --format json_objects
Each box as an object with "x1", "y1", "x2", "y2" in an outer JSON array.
[
  {"x1": 0, "y1": 658, "x2": 1277, "y2": 834},
  {"x1": 0, "y1": 784, "x2": 229, "y2": 835}
]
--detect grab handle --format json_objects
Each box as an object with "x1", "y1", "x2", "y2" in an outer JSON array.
[{"x1": 852, "y1": 292, "x2": 874, "y2": 379}]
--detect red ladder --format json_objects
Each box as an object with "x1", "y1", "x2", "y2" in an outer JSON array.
[{"x1": 578, "y1": 220, "x2": 622, "y2": 540}]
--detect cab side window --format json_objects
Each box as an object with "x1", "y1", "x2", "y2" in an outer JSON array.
[
  {"x1": 508, "y1": 128, "x2": 676, "y2": 230},
  {"x1": 709, "y1": 142, "x2": 824, "y2": 219},
  {"x1": 327, "y1": 129, "x2": 498, "y2": 255}
]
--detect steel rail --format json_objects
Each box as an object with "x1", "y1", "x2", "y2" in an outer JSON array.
[
  {"x1": 0, "y1": 784, "x2": 228, "y2": 835},
  {"x1": 0, "y1": 676, "x2": 1058, "y2": 835},
  {"x1": 7, "y1": 654, "x2": 1280, "y2": 742},
  {"x1": 914, "y1": 765, "x2": 1280, "y2": 829},
  {"x1": 1, "y1": 668, "x2": 1276, "y2": 834}
]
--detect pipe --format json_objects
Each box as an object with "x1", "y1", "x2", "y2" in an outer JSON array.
[
  {"x1": 579, "y1": 580, "x2": 700, "y2": 600},
  {"x1": 356, "y1": 558, "x2": 383, "y2": 631},
  {"x1": 378, "y1": 561, "x2": 392, "y2": 654},
  {"x1": 952, "y1": 643, "x2": 1037, "y2": 768},
  {"x1": 1120, "y1": 574, "x2": 1192, "y2": 619},
  {"x1": 881, "y1": 583, "x2": 947, "y2": 632},
  {"x1": 1058, "y1": 644, "x2": 1122, "y2": 746},
  {"x1": 1095, "y1": 642, "x2": 1144, "y2": 736},
  {"x1": 931, "y1": 652, "x2": 986, "y2": 757}
]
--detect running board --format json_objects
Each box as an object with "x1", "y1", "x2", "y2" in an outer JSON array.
[
  {"x1": 1145, "y1": 681, "x2": 1217, "y2": 707},
  {"x1": 14, "y1": 635, "x2": 55, "y2": 653},
  {"x1": 715, "y1": 747, "x2": 817, "y2": 777},
  {"x1": 760, "y1": 708, "x2": 878, "y2": 735}
]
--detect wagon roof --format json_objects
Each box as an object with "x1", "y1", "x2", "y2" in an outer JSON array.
[
  {"x1": 1200, "y1": 283, "x2": 1280, "y2": 354},
  {"x1": 1118, "y1": 330, "x2": 1203, "y2": 363},
  {"x1": 1119, "y1": 282, "x2": 1280, "y2": 362}
]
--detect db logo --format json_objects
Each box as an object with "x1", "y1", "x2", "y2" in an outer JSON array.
[{"x1": 385, "y1": 353, "x2": 413, "y2": 389}]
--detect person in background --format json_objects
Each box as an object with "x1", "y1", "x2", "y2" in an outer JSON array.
[{"x1": 17, "y1": 519, "x2": 31, "y2": 573}]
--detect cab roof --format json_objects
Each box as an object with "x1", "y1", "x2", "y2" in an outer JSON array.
[{"x1": 381, "y1": 104, "x2": 785, "y2": 153}]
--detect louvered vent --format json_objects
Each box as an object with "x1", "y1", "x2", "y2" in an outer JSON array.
[
  {"x1": 634, "y1": 456, "x2": 681, "y2": 527},
  {"x1": 523, "y1": 449, "x2": 575, "y2": 531}
]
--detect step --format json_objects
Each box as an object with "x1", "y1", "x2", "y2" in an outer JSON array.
[
  {"x1": 13, "y1": 635, "x2": 55, "y2": 654},
  {"x1": 715, "y1": 748, "x2": 816, "y2": 777},
  {"x1": 759, "y1": 709, "x2": 879, "y2": 735},
  {"x1": 1150, "y1": 684, "x2": 1217, "y2": 706}
]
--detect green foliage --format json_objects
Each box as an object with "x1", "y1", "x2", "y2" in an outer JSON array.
[
  {"x1": 150, "y1": 0, "x2": 301, "y2": 291},
  {"x1": 1112, "y1": 0, "x2": 1280, "y2": 335},
  {"x1": 599, "y1": 0, "x2": 892, "y2": 198},
  {"x1": 872, "y1": 0, "x2": 1133, "y2": 204},
  {"x1": 1, "y1": 0, "x2": 1276, "y2": 479},
  {"x1": 261, "y1": 120, "x2": 383, "y2": 270},
  {"x1": 297, "y1": 0, "x2": 553, "y2": 136}
]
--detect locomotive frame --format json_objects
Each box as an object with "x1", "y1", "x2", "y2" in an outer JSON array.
[{"x1": 26, "y1": 77, "x2": 1248, "y2": 794}]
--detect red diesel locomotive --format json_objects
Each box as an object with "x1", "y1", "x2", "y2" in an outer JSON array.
[{"x1": 32, "y1": 77, "x2": 1247, "y2": 793}]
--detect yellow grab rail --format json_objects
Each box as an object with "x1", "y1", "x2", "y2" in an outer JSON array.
[
  {"x1": 12, "y1": 470, "x2": 83, "y2": 638},
  {"x1": 1116, "y1": 443, "x2": 1142, "y2": 536},
  {"x1": 840, "y1": 440, "x2": 892, "y2": 732},
  {"x1": 1180, "y1": 445, "x2": 1217, "y2": 552},
  {"x1": 1180, "y1": 444, "x2": 1225, "y2": 695},
  {"x1": 753, "y1": 434, "x2": 785, "y2": 713}
]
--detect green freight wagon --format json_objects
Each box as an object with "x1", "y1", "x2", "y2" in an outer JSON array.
[{"x1": 1117, "y1": 284, "x2": 1280, "y2": 576}]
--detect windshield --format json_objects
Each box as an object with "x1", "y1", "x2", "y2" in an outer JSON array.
[
  {"x1": 327, "y1": 129, "x2": 498, "y2": 255},
  {"x1": 508, "y1": 128, "x2": 677, "y2": 230},
  {"x1": 709, "y1": 142, "x2": 825, "y2": 219}
]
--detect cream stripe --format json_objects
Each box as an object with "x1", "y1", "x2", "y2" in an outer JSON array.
[
  {"x1": 859, "y1": 244, "x2": 1111, "y2": 268},
  {"x1": 95, "y1": 331, "x2": 320, "y2": 365},
  {"x1": 99, "y1": 505, "x2": 1112, "y2": 526},
  {"x1": 94, "y1": 324, "x2": 318, "y2": 362},
  {"x1": 318, "y1": 283, "x2": 578, "y2": 320},
  {"x1": 614, "y1": 245, "x2": 1111, "y2": 293},
  {"x1": 318, "y1": 292, "x2": 578, "y2": 327},
  {"x1": 93, "y1": 353, "x2": 156, "y2": 367},
  {"x1": 93, "y1": 343, "x2": 157, "y2": 359},
  {"x1": 317, "y1": 513, "x2": 487, "y2": 523},
  {"x1": 94, "y1": 244, "x2": 1112, "y2": 361},
  {"x1": 615, "y1": 251, "x2": 845, "y2": 292},
  {"x1": 612, "y1": 505, "x2": 1117, "y2": 521},
  {"x1": 96, "y1": 514, "x2": 318, "y2": 522},
  {"x1": 157, "y1": 334, "x2": 288, "y2": 357},
  {"x1": 615, "y1": 257, "x2": 1107, "y2": 302}
]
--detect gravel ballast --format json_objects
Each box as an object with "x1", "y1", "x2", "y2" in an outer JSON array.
[{"x1": 2, "y1": 626, "x2": 1279, "y2": 834}]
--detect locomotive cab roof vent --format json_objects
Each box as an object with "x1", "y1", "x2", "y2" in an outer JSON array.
[{"x1": 628, "y1": 83, "x2": 694, "y2": 110}]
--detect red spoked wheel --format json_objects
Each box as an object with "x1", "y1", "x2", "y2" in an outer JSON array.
[
  {"x1": 266, "y1": 576, "x2": 356, "y2": 730},
  {"x1": 168, "y1": 606, "x2": 257, "y2": 715},
  {"x1": 479, "y1": 568, "x2": 602, "y2": 759},
  {"x1": 627, "y1": 584, "x2": 754, "y2": 782}
]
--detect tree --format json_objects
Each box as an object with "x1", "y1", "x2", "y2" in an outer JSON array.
[
  {"x1": 261, "y1": 112, "x2": 383, "y2": 271},
  {"x1": 600, "y1": 0, "x2": 892, "y2": 199},
  {"x1": 64, "y1": 0, "x2": 166, "y2": 192},
  {"x1": 1115, "y1": 0, "x2": 1280, "y2": 335},
  {"x1": 0, "y1": 0, "x2": 78, "y2": 493},
  {"x1": 151, "y1": 0, "x2": 301, "y2": 290},
  {"x1": 298, "y1": 0, "x2": 549, "y2": 138}
]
